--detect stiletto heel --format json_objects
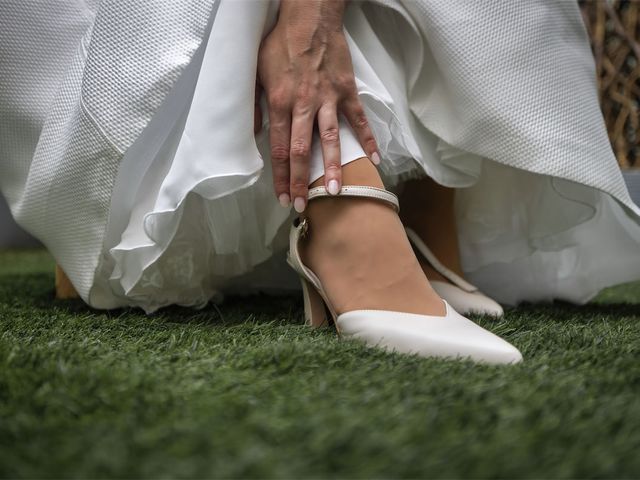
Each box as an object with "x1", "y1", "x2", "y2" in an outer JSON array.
[
  {"x1": 287, "y1": 185, "x2": 523, "y2": 365},
  {"x1": 300, "y1": 277, "x2": 329, "y2": 328}
]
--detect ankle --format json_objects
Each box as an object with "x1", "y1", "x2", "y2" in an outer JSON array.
[
  {"x1": 302, "y1": 198, "x2": 401, "y2": 267},
  {"x1": 304, "y1": 156, "x2": 390, "y2": 264}
]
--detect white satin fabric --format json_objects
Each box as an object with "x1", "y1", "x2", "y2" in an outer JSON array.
[{"x1": 1, "y1": 0, "x2": 639, "y2": 312}]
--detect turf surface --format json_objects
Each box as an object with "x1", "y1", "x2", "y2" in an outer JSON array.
[{"x1": 1, "y1": 249, "x2": 639, "y2": 478}]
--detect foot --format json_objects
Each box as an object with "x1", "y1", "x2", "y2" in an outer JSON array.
[
  {"x1": 399, "y1": 177, "x2": 504, "y2": 317},
  {"x1": 418, "y1": 259, "x2": 454, "y2": 285},
  {"x1": 300, "y1": 159, "x2": 446, "y2": 317},
  {"x1": 399, "y1": 177, "x2": 466, "y2": 287}
]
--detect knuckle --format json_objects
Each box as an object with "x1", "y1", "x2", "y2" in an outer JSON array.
[
  {"x1": 294, "y1": 101, "x2": 314, "y2": 117},
  {"x1": 270, "y1": 144, "x2": 290, "y2": 162},
  {"x1": 295, "y1": 81, "x2": 318, "y2": 100},
  {"x1": 273, "y1": 179, "x2": 289, "y2": 191},
  {"x1": 290, "y1": 140, "x2": 310, "y2": 158},
  {"x1": 294, "y1": 88, "x2": 318, "y2": 114},
  {"x1": 295, "y1": 89, "x2": 310, "y2": 104},
  {"x1": 352, "y1": 111, "x2": 369, "y2": 130},
  {"x1": 335, "y1": 75, "x2": 355, "y2": 92},
  {"x1": 294, "y1": 89, "x2": 312, "y2": 108},
  {"x1": 363, "y1": 137, "x2": 378, "y2": 152},
  {"x1": 324, "y1": 163, "x2": 341, "y2": 172},
  {"x1": 320, "y1": 127, "x2": 340, "y2": 145},
  {"x1": 290, "y1": 181, "x2": 308, "y2": 193},
  {"x1": 268, "y1": 91, "x2": 289, "y2": 112}
]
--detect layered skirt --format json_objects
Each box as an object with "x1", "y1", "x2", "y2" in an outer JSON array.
[{"x1": 1, "y1": 0, "x2": 638, "y2": 312}]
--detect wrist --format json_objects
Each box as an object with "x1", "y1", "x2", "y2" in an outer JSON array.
[{"x1": 278, "y1": 0, "x2": 346, "y2": 33}]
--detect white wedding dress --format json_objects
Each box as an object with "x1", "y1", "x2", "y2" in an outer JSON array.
[{"x1": 1, "y1": 0, "x2": 639, "y2": 312}]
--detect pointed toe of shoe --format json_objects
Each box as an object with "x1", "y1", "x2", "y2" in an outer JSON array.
[
  {"x1": 336, "y1": 304, "x2": 522, "y2": 365},
  {"x1": 480, "y1": 338, "x2": 523, "y2": 365},
  {"x1": 502, "y1": 344, "x2": 523, "y2": 364},
  {"x1": 465, "y1": 294, "x2": 504, "y2": 318},
  {"x1": 431, "y1": 281, "x2": 504, "y2": 317}
]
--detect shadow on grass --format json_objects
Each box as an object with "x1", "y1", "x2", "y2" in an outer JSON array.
[
  {"x1": 0, "y1": 271, "x2": 305, "y2": 328},
  {"x1": 507, "y1": 300, "x2": 640, "y2": 322},
  {"x1": 3, "y1": 271, "x2": 640, "y2": 335}
]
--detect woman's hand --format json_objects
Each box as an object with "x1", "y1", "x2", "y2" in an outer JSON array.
[{"x1": 257, "y1": 0, "x2": 380, "y2": 212}]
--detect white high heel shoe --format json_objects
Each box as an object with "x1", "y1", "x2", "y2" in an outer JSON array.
[
  {"x1": 287, "y1": 186, "x2": 522, "y2": 365},
  {"x1": 405, "y1": 228, "x2": 505, "y2": 317}
]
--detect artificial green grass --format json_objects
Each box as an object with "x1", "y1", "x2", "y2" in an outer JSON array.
[{"x1": 1, "y1": 250, "x2": 639, "y2": 479}]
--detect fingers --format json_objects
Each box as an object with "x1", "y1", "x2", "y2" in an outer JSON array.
[
  {"x1": 342, "y1": 96, "x2": 380, "y2": 166},
  {"x1": 268, "y1": 99, "x2": 292, "y2": 208},
  {"x1": 269, "y1": 93, "x2": 377, "y2": 212},
  {"x1": 289, "y1": 103, "x2": 315, "y2": 213},
  {"x1": 317, "y1": 103, "x2": 342, "y2": 195}
]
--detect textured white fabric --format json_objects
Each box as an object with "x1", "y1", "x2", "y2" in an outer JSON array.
[
  {"x1": 0, "y1": 0, "x2": 215, "y2": 302},
  {"x1": 1, "y1": 0, "x2": 639, "y2": 312}
]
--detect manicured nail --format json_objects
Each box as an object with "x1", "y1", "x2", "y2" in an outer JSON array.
[
  {"x1": 371, "y1": 152, "x2": 381, "y2": 165},
  {"x1": 278, "y1": 193, "x2": 291, "y2": 208},
  {"x1": 327, "y1": 179, "x2": 340, "y2": 195},
  {"x1": 294, "y1": 197, "x2": 306, "y2": 213}
]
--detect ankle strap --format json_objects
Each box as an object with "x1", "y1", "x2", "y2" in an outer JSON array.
[{"x1": 307, "y1": 186, "x2": 399, "y2": 213}]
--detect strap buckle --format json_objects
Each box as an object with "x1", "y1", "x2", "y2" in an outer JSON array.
[{"x1": 299, "y1": 217, "x2": 309, "y2": 239}]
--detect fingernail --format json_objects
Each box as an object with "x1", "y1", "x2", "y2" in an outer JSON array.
[
  {"x1": 327, "y1": 179, "x2": 340, "y2": 195},
  {"x1": 294, "y1": 197, "x2": 306, "y2": 213},
  {"x1": 371, "y1": 152, "x2": 381, "y2": 165},
  {"x1": 278, "y1": 193, "x2": 291, "y2": 208}
]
